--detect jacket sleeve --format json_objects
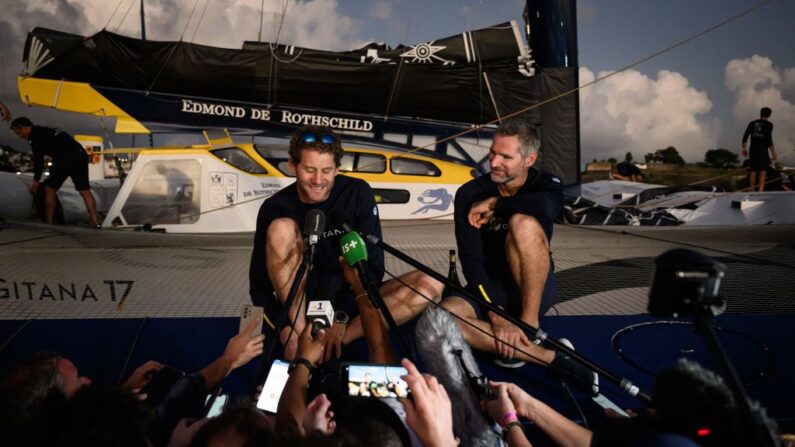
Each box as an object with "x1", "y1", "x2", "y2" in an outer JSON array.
[
  {"x1": 742, "y1": 122, "x2": 752, "y2": 145},
  {"x1": 355, "y1": 181, "x2": 385, "y2": 284},
  {"x1": 31, "y1": 140, "x2": 44, "y2": 182},
  {"x1": 493, "y1": 184, "x2": 564, "y2": 240},
  {"x1": 454, "y1": 185, "x2": 508, "y2": 308}
]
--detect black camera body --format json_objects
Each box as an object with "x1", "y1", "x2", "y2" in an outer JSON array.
[{"x1": 648, "y1": 249, "x2": 725, "y2": 317}]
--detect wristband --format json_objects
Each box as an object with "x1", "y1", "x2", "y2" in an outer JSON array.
[
  {"x1": 500, "y1": 410, "x2": 519, "y2": 427},
  {"x1": 288, "y1": 357, "x2": 315, "y2": 376},
  {"x1": 355, "y1": 292, "x2": 368, "y2": 300}
]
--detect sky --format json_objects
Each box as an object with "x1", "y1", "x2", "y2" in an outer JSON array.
[{"x1": 0, "y1": 0, "x2": 793, "y2": 166}]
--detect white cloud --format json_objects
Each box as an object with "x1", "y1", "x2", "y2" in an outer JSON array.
[
  {"x1": 725, "y1": 55, "x2": 795, "y2": 163},
  {"x1": 369, "y1": 1, "x2": 393, "y2": 21},
  {"x1": 579, "y1": 67, "x2": 720, "y2": 163}
]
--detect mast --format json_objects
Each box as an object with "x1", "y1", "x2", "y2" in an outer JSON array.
[{"x1": 140, "y1": 0, "x2": 146, "y2": 41}]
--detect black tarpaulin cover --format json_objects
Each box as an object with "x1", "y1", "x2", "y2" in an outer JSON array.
[{"x1": 24, "y1": 23, "x2": 535, "y2": 126}]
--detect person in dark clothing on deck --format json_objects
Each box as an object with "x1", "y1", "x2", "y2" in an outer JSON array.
[
  {"x1": 742, "y1": 107, "x2": 778, "y2": 191},
  {"x1": 249, "y1": 125, "x2": 441, "y2": 361},
  {"x1": 10, "y1": 117, "x2": 100, "y2": 227},
  {"x1": 439, "y1": 118, "x2": 596, "y2": 389}
]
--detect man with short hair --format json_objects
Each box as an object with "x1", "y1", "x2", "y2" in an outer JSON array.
[
  {"x1": 440, "y1": 118, "x2": 594, "y2": 387},
  {"x1": 742, "y1": 107, "x2": 778, "y2": 192},
  {"x1": 249, "y1": 125, "x2": 441, "y2": 361},
  {"x1": 10, "y1": 117, "x2": 100, "y2": 226}
]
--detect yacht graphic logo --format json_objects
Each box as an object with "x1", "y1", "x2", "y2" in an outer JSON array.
[
  {"x1": 411, "y1": 188, "x2": 453, "y2": 214},
  {"x1": 400, "y1": 42, "x2": 454, "y2": 65}
]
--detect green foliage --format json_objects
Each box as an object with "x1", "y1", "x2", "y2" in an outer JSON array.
[
  {"x1": 649, "y1": 146, "x2": 685, "y2": 166},
  {"x1": 703, "y1": 148, "x2": 739, "y2": 168}
]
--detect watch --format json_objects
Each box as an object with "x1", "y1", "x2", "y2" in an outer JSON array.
[
  {"x1": 288, "y1": 357, "x2": 315, "y2": 375},
  {"x1": 334, "y1": 310, "x2": 350, "y2": 325}
]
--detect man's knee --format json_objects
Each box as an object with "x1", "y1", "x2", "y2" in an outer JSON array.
[
  {"x1": 439, "y1": 295, "x2": 476, "y2": 320},
  {"x1": 508, "y1": 214, "x2": 548, "y2": 248},
  {"x1": 267, "y1": 218, "x2": 301, "y2": 244}
]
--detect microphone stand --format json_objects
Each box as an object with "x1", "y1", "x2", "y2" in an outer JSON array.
[
  {"x1": 365, "y1": 233, "x2": 652, "y2": 404},
  {"x1": 353, "y1": 259, "x2": 416, "y2": 363},
  {"x1": 251, "y1": 241, "x2": 316, "y2": 393}
]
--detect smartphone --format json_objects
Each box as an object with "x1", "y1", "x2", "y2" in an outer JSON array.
[
  {"x1": 141, "y1": 365, "x2": 185, "y2": 407},
  {"x1": 342, "y1": 362, "x2": 410, "y2": 399},
  {"x1": 205, "y1": 393, "x2": 229, "y2": 418},
  {"x1": 240, "y1": 305, "x2": 264, "y2": 337},
  {"x1": 256, "y1": 359, "x2": 290, "y2": 413}
]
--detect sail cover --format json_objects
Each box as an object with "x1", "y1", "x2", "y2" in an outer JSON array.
[
  {"x1": 22, "y1": 22, "x2": 535, "y2": 127},
  {"x1": 19, "y1": 18, "x2": 581, "y2": 185}
]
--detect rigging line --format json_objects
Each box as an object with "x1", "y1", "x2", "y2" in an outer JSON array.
[
  {"x1": 180, "y1": 0, "x2": 203, "y2": 41},
  {"x1": 190, "y1": 0, "x2": 213, "y2": 43},
  {"x1": 379, "y1": 267, "x2": 547, "y2": 366},
  {"x1": 115, "y1": 0, "x2": 139, "y2": 33},
  {"x1": 356, "y1": 0, "x2": 773, "y2": 172},
  {"x1": 273, "y1": 0, "x2": 290, "y2": 47},
  {"x1": 103, "y1": 0, "x2": 127, "y2": 30},
  {"x1": 383, "y1": 59, "x2": 406, "y2": 121},
  {"x1": 559, "y1": 223, "x2": 795, "y2": 271}
]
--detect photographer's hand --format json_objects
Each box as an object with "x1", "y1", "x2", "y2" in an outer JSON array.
[{"x1": 400, "y1": 358, "x2": 457, "y2": 447}]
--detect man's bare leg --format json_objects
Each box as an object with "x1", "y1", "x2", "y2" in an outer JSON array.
[
  {"x1": 79, "y1": 190, "x2": 99, "y2": 226},
  {"x1": 265, "y1": 218, "x2": 306, "y2": 359},
  {"x1": 44, "y1": 185, "x2": 57, "y2": 224},
  {"x1": 758, "y1": 170, "x2": 767, "y2": 192},
  {"x1": 505, "y1": 214, "x2": 550, "y2": 328},
  {"x1": 343, "y1": 270, "x2": 441, "y2": 343},
  {"x1": 748, "y1": 171, "x2": 758, "y2": 191},
  {"x1": 439, "y1": 296, "x2": 554, "y2": 365}
]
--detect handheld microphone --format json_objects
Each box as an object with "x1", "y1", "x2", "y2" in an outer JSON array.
[
  {"x1": 340, "y1": 231, "x2": 369, "y2": 266},
  {"x1": 306, "y1": 300, "x2": 334, "y2": 337},
  {"x1": 304, "y1": 209, "x2": 326, "y2": 245}
]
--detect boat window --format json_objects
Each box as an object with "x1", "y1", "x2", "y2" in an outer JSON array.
[
  {"x1": 253, "y1": 144, "x2": 292, "y2": 176},
  {"x1": 372, "y1": 188, "x2": 410, "y2": 204},
  {"x1": 339, "y1": 152, "x2": 355, "y2": 172},
  {"x1": 121, "y1": 159, "x2": 201, "y2": 225},
  {"x1": 390, "y1": 157, "x2": 441, "y2": 177},
  {"x1": 211, "y1": 148, "x2": 267, "y2": 174},
  {"x1": 355, "y1": 153, "x2": 386, "y2": 173}
]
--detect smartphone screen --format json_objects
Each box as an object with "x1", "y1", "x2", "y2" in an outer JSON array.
[
  {"x1": 256, "y1": 359, "x2": 290, "y2": 413},
  {"x1": 205, "y1": 393, "x2": 228, "y2": 418},
  {"x1": 344, "y1": 363, "x2": 410, "y2": 398}
]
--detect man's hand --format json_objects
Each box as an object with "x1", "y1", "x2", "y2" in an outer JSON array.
[
  {"x1": 339, "y1": 256, "x2": 363, "y2": 291},
  {"x1": 400, "y1": 358, "x2": 457, "y2": 447},
  {"x1": 280, "y1": 325, "x2": 299, "y2": 361},
  {"x1": 489, "y1": 381, "x2": 535, "y2": 421},
  {"x1": 302, "y1": 393, "x2": 336, "y2": 435},
  {"x1": 296, "y1": 324, "x2": 327, "y2": 366},
  {"x1": 121, "y1": 360, "x2": 163, "y2": 391},
  {"x1": 30, "y1": 180, "x2": 40, "y2": 193},
  {"x1": 222, "y1": 319, "x2": 265, "y2": 371},
  {"x1": 489, "y1": 311, "x2": 530, "y2": 360},
  {"x1": 167, "y1": 417, "x2": 209, "y2": 447},
  {"x1": 742, "y1": 145, "x2": 748, "y2": 158},
  {"x1": 322, "y1": 322, "x2": 346, "y2": 362},
  {"x1": 483, "y1": 382, "x2": 517, "y2": 424},
  {"x1": 771, "y1": 149, "x2": 778, "y2": 161},
  {"x1": 468, "y1": 197, "x2": 498, "y2": 229}
]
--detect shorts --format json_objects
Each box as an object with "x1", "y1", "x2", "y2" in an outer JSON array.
[
  {"x1": 468, "y1": 262, "x2": 556, "y2": 325},
  {"x1": 748, "y1": 147, "x2": 771, "y2": 171},
  {"x1": 43, "y1": 152, "x2": 90, "y2": 191}
]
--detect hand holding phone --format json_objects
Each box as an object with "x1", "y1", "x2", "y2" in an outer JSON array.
[
  {"x1": 342, "y1": 362, "x2": 410, "y2": 399},
  {"x1": 240, "y1": 305, "x2": 264, "y2": 337}
]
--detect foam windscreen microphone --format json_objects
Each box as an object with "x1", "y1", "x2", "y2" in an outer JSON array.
[
  {"x1": 304, "y1": 209, "x2": 326, "y2": 245},
  {"x1": 340, "y1": 231, "x2": 368, "y2": 266}
]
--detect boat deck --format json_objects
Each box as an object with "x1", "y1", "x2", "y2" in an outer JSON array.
[{"x1": 1, "y1": 219, "x2": 793, "y2": 320}]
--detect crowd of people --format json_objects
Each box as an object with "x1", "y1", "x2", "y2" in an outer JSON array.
[{"x1": 1, "y1": 119, "x2": 787, "y2": 446}]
